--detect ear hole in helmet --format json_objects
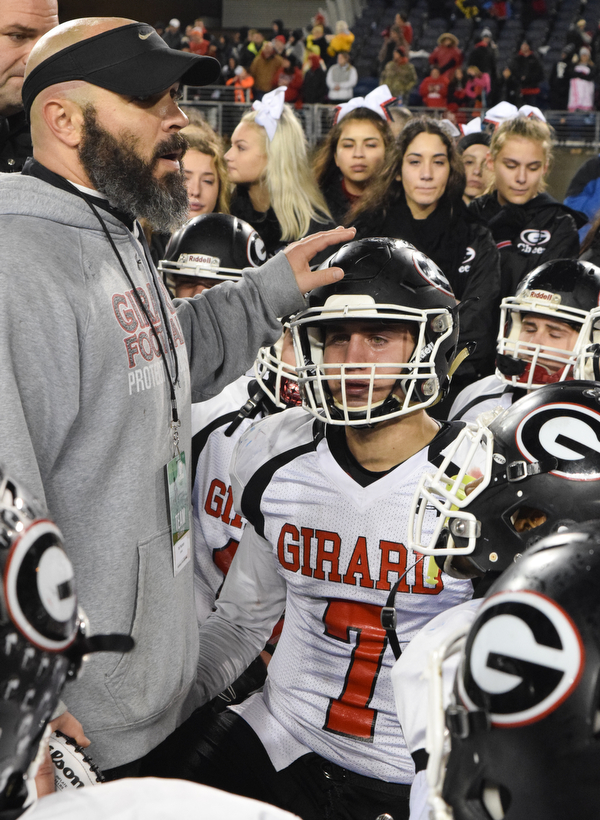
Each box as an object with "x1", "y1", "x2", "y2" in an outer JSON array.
[
  {"x1": 481, "y1": 781, "x2": 511, "y2": 820},
  {"x1": 510, "y1": 507, "x2": 547, "y2": 533}
]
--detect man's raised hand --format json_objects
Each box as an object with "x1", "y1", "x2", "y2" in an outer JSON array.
[{"x1": 284, "y1": 226, "x2": 356, "y2": 295}]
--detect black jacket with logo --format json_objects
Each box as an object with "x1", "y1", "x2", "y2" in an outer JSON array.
[{"x1": 469, "y1": 192, "x2": 586, "y2": 298}]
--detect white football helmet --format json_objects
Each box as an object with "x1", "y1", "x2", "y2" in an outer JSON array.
[
  {"x1": 496, "y1": 259, "x2": 600, "y2": 390},
  {"x1": 289, "y1": 238, "x2": 460, "y2": 427}
]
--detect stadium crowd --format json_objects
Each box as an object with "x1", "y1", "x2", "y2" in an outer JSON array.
[
  {"x1": 147, "y1": 4, "x2": 600, "y2": 113},
  {"x1": 3, "y1": 3, "x2": 600, "y2": 820}
]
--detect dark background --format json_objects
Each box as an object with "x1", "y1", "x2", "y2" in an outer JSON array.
[{"x1": 57, "y1": 0, "x2": 223, "y2": 27}]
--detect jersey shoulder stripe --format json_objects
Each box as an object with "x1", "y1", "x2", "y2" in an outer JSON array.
[
  {"x1": 191, "y1": 411, "x2": 240, "y2": 479},
  {"x1": 427, "y1": 420, "x2": 467, "y2": 469},
  {"x1": 452, "y1": 387, "x2": 513, "y2": 421},
  {"x1": 231, "y1": 408, "x2": 325, "y2": 536},
  {"x1": 191, "y1": 376, "x2": 252, "y2": 436}
]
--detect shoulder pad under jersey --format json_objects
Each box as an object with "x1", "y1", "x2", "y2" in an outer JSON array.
[
  {"x1": 191, "y1": 375, "x2": 253, "y2": 436},
  {"x1": 230, "y1": 407, "x2": 318, "y2": 505}
]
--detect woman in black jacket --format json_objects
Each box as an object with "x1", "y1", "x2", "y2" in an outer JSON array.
[
  {"x1": 349, "y1": 117, "x2": 501, "y2": 399},
  {"x1": 469, "y1": 115, "x2": 586, "y2": 297}
]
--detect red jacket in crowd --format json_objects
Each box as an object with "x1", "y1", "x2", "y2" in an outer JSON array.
[{"x1": 420, "y1": 73, "x2": 449, "y2": 106}]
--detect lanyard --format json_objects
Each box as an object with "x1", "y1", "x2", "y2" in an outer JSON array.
[{"x1": 77, "y1": 191, "x2": 182, "y2": 453}]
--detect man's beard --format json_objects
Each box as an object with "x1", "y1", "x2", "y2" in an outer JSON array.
[{"x1": 77, "y1": 106, "x2": 189, "y2": 233}]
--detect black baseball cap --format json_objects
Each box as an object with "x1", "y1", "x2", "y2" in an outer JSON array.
[
  {"x1": 458, "y1": 132, "x2": 491, "y2": 152},
  {"x1": 22, "y1": 22, "x2": 221, "y2": 116}
]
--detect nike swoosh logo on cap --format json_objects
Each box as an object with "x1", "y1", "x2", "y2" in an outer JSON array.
[{"x1": 139, "y1": 31, "x2": 152, "y2": 39}]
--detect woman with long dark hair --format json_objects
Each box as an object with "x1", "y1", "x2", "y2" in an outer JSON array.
[
  {"x1": 349, "y1": 117, "x2": 501, "y2": 397},
  {"x1": 313, "y1": 104, "x2": 395, "y2": 225}
]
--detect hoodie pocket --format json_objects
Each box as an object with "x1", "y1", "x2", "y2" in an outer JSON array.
[{"x1": 104, "y1": 529, "x2": 198, "y2": 724}]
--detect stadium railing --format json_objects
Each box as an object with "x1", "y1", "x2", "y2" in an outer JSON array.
[{"x1": 181, "y1": 86, "x2": 600, "y2": 147}]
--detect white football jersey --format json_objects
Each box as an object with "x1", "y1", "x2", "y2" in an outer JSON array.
[
  {"x1": 191, "y1": 376, "x2": 259, "y2": 625},
  {"x1": 224, "y1": 408, "x2": 474, "y2": 783},
  {"x1": 391, "y1": 600, "x2": 483, "y2": 820},
  {"x1": 449, "y1": 374, "x2": 516, "y2": 423}
]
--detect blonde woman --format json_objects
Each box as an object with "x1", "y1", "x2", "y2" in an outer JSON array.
[
  {"x1": 225, "y1": 86, "x2": 333, "y2": 255},
  {"x1": 180, "y1": 125, "x2": 230, "y2": 219},
  {"x1": 469, "y1": 114, "x2": 586, "y2": 296}
]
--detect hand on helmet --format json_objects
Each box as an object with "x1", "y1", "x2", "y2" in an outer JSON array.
[{"x1": 284, "y1": 226, "x2": 356, "y2": 295}]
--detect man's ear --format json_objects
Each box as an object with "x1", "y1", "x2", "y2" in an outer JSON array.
[{"x1": 41, "y1": 98, "x2": 85, "y2": 148}]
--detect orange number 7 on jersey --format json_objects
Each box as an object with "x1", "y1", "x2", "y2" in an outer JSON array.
[{"x1": 322, "y1": 600, "x2": 388, "y2": 741}]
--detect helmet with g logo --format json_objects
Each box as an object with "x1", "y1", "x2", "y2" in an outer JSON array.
[
  {"x1": 0, "y1": 466, "x2": 133, "y2": 815},
  {"x1": 438, "y1": 521, "x2": 600, "y2": 820},
  {"x1": 410, "y1": 381, "x2": 600, "y2": 576}
]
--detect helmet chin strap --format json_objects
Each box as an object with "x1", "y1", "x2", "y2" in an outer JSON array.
[
  {"x1": 331, "y1": 395, "x2": 390, "y2": 413},
  {"x1": 526, "y1": 362, "x2": 568, "y2": 385},
  {"x1": 497, "y1": 353, "x2": 569, "y2": 385},
  {"x1": 330, "y1": 389, "x2": 403, "y2": 424}
]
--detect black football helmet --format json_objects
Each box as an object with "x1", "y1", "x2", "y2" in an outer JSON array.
[
  {"x1": 158, "y1": 213, "x2": 268, "y2": 284},
  {"x1": 496, "y1": 259, "x2": 600, "y2": 388},
  {"x1": 410, "y1": 381, "x2": 600, "y2": 576},
  {"x1": 289, "y1": 238, "x2": 460, "y2": 426},
  {"x1": 433, "y1": 521, "x2": 600, "y2": 820},
  {"x1": 0, "y1": 465, "x2": 132, "y2": 815}
]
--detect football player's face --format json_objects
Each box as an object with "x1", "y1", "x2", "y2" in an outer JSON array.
[
  {"x1": 281, "y1": 329, "x2": 296, "y2": 368},
  {"x1": 225, "y1": 122, "x2": 267, "y2": 185},
  {"x1": 322, "y1": 320, "x2": 416, "y2": 407},
  {"x1": 518, "y1": 314, "x2": 579, "y2": 371},
  {"x1": 172, "y1": 275, "x2": 216, "y2": 298},
  {"x1": 491, "y1": 136, "x2": 547, "y2": 206}
]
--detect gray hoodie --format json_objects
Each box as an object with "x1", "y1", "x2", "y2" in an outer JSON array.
[{"x1": 0, "y1": 174, "x2": 306, "y2": 768}]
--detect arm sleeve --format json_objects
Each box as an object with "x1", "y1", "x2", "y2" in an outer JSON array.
[
  {"x1": 455, "y1": 230, "x2": 501, "y2": 379},
  {"x1": 409, "y1": 772, "x2": 431, "y2": 820},
  {"x1": 176, "y1": 253, "x2": 306, "y2": 403},
  {"x1": 195, "y1": 522, "x2": 287, "y2": 703},
  {"x1": 545, "y1": 214, "x2": 580, "y2": 261},
  {"x1": 391, "y1": 600, "x2": 481, "y2": 755}
]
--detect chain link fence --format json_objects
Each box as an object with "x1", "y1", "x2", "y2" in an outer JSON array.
[{"x1": 181, "y1": 86, "x2": 600, "y2": 147}]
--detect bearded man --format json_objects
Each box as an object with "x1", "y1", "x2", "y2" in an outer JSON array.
[{"x1": 0, "y1": 16, "x2": 352, "y2": 779}]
